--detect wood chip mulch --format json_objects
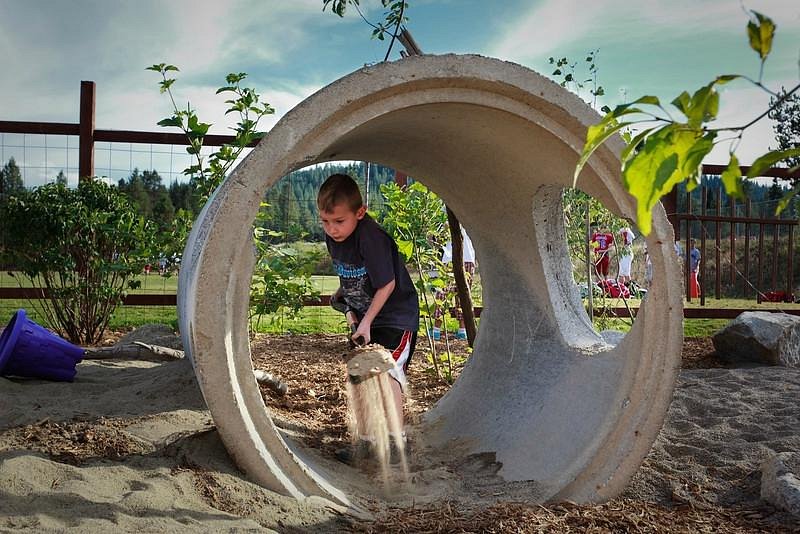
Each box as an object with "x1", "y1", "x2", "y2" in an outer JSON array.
[
  {"x1": 346, "y1": 498, "x2": 789, "y2": 533},
  {"x1": 250, "y1": 332, "x2": 796, "y2": 533}
]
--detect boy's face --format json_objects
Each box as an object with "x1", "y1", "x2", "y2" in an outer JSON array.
[{"x1": 320, "y1": 203, "x2": 366, "y2": 242}]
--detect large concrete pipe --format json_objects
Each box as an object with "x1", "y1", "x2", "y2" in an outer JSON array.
[{"x1": 178, "y1": 54, "x2": 683, "y2": 511}]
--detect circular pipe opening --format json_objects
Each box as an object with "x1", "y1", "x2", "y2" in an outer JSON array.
[{"x1": 178, "y1": 54, "x2": 683, "y2": 511}]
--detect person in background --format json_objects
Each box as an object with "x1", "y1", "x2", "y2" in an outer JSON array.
[
  {"x1": 430, "y1": 227, "x2": 476, "y2": 341},
  {"x1": 689, "y1": 238, "x2": 701, "y2": 298},
  {"x1": 590, "y1": 224, "x2": 614, "y2": 281},
  {"x1": 617, "y1": 226, "x2": 635, "y2": 286}
]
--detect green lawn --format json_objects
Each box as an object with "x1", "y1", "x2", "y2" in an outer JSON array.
[{"x1": 3, "y1": 267, "x2": 794, "y2": 339}]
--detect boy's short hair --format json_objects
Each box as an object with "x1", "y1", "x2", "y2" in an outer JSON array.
[{"x1": 317, "y1": 174, "x2": 363, "y2": 213}]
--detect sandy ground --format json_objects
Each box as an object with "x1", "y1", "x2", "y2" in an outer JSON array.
[{"x1": 1, "y1": 332, "x2": 799, "y2": 532}]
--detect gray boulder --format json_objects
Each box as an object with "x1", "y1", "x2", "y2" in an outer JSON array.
[
  {"x1": 761, "y1": 452, "x2": 800, "y2": 517},
  {"x1": 712, "y1": 312, "x2": 800, "y2": 367}
]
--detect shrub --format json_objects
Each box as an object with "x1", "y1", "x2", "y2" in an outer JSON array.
[{"x1": 0, "y1": 181, "x2": 159, "y2": 344}]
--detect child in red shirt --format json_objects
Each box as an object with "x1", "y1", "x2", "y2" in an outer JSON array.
[{"x1": 590, "y1": 225, "x2": 614, "y2": 280}]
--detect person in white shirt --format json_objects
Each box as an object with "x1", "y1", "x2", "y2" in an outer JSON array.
[
  {"x1": 617, "y1": 227, "x2": 635, "y2": 285},
  {"x1": 431, "y1": 228, "x2": 476, "y2": 341}
]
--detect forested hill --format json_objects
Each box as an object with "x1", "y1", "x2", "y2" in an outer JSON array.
[
  {"x1": 260, "y1": 162, "x2": 397, "y2": 241},
  {"x1": 111, "y1": 161, "x2": 397, "y2": 241}
]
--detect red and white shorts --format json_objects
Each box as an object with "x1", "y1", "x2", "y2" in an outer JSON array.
[{"x1": 371, "y1": 327, "x2": 417, "y2": 391}]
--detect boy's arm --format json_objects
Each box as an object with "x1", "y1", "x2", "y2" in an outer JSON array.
[{"x1": 351, "y1": 279, "x2": 395, "y2": 345}]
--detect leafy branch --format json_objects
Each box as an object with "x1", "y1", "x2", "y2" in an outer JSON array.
[
  {"x1": 574, "y1": 10, "x2": 800, "y2": 235},
  {"x1": 323, "y1": 0, "x2": 409, "y2": 61},
  {"x1": 549, "y1": 50, "x2": 606, "y2": 111},
  {"x1": 148, "y1": 64, "x2": 319, "y2": 327},
  {"x1": 146, "y1": 63, "x2": 274, "y2": 201}
]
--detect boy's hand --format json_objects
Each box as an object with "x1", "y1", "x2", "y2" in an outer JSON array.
[{"x1": 352, "y1": 320, "x2": 371, "y2": 346}]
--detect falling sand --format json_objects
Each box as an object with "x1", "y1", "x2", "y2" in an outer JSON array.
[{"x1": 345, "y1": 345, "x2": 409, "y2": 486}]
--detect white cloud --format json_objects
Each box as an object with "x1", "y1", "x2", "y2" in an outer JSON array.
[{"x1": 489, "y1": 0, "x2": 800, "y2": 67}]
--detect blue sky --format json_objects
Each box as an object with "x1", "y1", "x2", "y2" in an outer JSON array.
[{"x1": 1, "y1": 0, "x2": 798, "y2": 186}]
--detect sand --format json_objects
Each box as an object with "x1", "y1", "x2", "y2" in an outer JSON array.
[{"x1": 1, "y1": 333, "x2": 799, "y2": 532}]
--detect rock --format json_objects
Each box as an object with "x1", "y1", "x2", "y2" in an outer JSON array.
[
  {"x1": 761, "y1": 452, "x2": 800, "y2": 517},
  {"x1": 118, "y1": 324, "x2": 183, "y2": 350},
  {"x1": 712, "y1": 312, "x2": 800, "y2": 367}
]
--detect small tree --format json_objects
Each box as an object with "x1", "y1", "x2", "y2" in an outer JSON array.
[
  {"x1": 769, "y1": 88, "x2": 800, "y2": 169},
  {"x1": 0, "y1": 157, "x2": 25, "y2": 200},
  {"x1": 379, "y1": 181, "x2": 462, "y2": 381},
  {"x1": 576, "y1": 11, "x2": 800, "y2": 234},
  {"x1": 149, "y1": 64, "x2": 320, "y2": 327},
  {"x1": 0, "y1": 181, "x2": 159, "y2": 344}
]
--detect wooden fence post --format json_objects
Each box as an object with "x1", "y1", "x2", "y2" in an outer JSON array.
[{"x1": 79, "y1": 80, "x2": 95, "y2": 181}]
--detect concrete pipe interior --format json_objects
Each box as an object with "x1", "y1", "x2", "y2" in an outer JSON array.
[{"x1": 178, "y1": 54, "x2": 683, "y2": 514}]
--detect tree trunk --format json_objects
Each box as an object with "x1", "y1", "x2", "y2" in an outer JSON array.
[{"x1": 445, "y1": 207, "x2": 477, "y2": 347}]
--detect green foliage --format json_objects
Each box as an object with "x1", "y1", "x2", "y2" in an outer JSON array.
[
  {"x1": 149, "y1": 63, "x2": 321, "y2": 325},
  {"x1": 117, "y1": 169, "x2": 175, "y2": 226},
  {"x1": 379, "y1": 181, "x2": 457, "y2": 379},
  {"x1": 575, "y1": 10, "x2": 800, "y2": 235},
  {"x1": 250, "y1": 204, "x2": 321, "y2": 329},
  {"x1": 548, "y1": 50, "x2": 606, "y2": 110},
  {"x1": 323, "y1": 0, "x2": 409, "y2": 59},
  {"x1": 0, "y1": 181, "x2": 159, "y2": 344},
  {"x1": 147, "y1": 64, "x2": 274, "y2": 201}
]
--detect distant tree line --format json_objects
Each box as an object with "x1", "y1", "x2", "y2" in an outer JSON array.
[
  {"x1": 1, "y1": 157, "x2": 397, "y2": 242},
  {"x1": 677, "y1": 174, "x2": 797, "y2": 218},
  {"x1": 261, "y1": 162, "x2": 396, "y2": 241}
]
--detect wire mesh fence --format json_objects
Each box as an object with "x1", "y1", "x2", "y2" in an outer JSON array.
[
  {"x1": 0, "y1": 132, "x2": 406, "y2": 333},
  {"x1": 2, "y1": 125, "x2": 798, "y2": 334}
]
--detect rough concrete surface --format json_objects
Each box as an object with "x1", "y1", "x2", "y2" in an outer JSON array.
[{"x1": 176, "y1": 54, "x2": 683, "y2": 511}]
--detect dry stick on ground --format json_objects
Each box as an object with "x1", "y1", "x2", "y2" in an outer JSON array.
[
  {"x1": 84, "y1": 343, "x2": 288, "y2": 395},
  {"x1": 83, "y1": 342, "x2": 185, "y2": 360}
]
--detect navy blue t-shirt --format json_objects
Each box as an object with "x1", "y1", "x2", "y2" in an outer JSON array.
[{"x1": 326, "y1": 214, "x2": 419, "y2": 331}]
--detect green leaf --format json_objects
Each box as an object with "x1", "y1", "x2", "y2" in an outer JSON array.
[
  {"x1": 157, "y1": 117, "x2": 182, "y2": 128},
  {"x1": 671, "y1": 91, "x2": 691, "y2": 116},
  {"x1": 682, "y1": 131, "x2": 716, "y2": 174},
  {"x1": 720, "y1": 153, "x2": 744, "y2": 199},
  {"x1": 574, "y1": 118, "x2": 633, "y2": 185},
  {"x1": 620, "y1": 127, "x2": 655, "y2": 165},
  {"x1": 746, "y1": 148, "x2": 800, "y2": 178},
  {"x1": 715, "y1": 74, "x2": 741, "y2": 84},
  {"x1": 747, "y1": 11, "x2": 775, "y2": 60},
  {"x1": 776, "y1": 182, "x2": 800, "y2": 215},
  {"x1": 687, "y1": 84, "x2": 719, "y2": 125},
  {"x1": 159, "y1": 79, "x2": 176, "y2": 94},
  {"x1": 622, "y1": 126, "x2": 698, "y2": 235},
  {"x1": 396, "y1": 239, "x2": 413, "y2": 260}
]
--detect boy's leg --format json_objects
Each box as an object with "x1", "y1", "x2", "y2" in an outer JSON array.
[{"x1": 370, "y1": 327, "x2": 417, "y2": 425}]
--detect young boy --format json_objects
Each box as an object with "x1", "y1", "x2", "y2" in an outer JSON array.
[
  {"x1": 590, "y1": 223, "x2": 614, "y2": 281},
  {"x1": 317, "y1": 173, "x2": 419, "y2": 463}
]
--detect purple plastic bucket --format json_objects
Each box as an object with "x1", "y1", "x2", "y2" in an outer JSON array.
[{"x1": 0, "y1": 309, "x2": 85, "y2": 382}]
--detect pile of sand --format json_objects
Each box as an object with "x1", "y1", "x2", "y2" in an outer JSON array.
[{"x1": 1, "y1": 332, "x2": 798, "y2": 532}]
